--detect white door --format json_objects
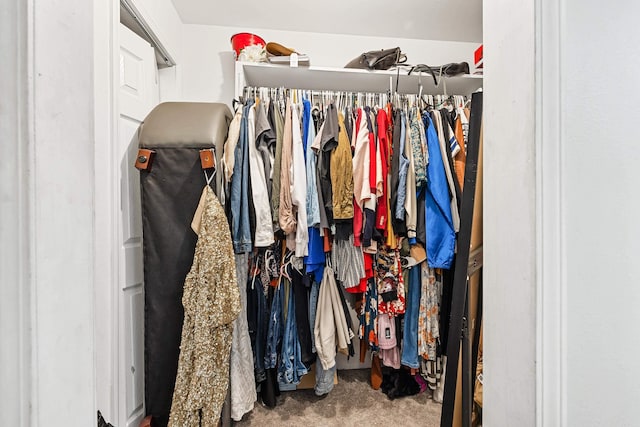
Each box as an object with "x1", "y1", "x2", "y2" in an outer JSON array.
[{"x1": 117, "y1": 23, "x2": 159, "y2": 427}]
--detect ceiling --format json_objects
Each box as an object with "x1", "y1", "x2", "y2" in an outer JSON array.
[{"x1": 171, "y1": 0, "x2": 483, "y2": 43}]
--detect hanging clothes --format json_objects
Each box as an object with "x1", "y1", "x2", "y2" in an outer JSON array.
[
  {"x1": 314, "y1": 266, "x2": 353, "y2": 370},
  {"x1": 331, "y1": 234, "x2": 365, "y2": 291},
  {"x1": 271, "y1": 101, "x2": 285, "y2": 233},
  {"x1": 375, "y1": 108, "x2": 390, "y2": 237},
  {"x1": 290, "y1": 105, "x2": 309, "y2": 257},
  {"x1": 265, "y1": 273, "x2": 285, "y2": 370},
  {"x1": 247, "y1": 103, "x2": 275, "y2": 248},
  {"x1": 319, "y1": 103, "x2": 340, "y2": 225},
  {"x1": 246, "y1": 255, "x2": 268, "y2": 384},
  {"x1": 230, "y1": 104, "x2": 252, "y2": 253},
  {"x1": 423, "y1": 112, "x2": 455, "y2": 269},
  {"x1": 168, "y1": 186, "x2": 241, "y2": 427},
  {"x1": 219, "y1": 89, "x2": 475, "y2": 408},
  {"x1": 223, "y1": 107, "x2": 242, "y2": 184},
  {"x1": 305, "y1": 107, "x2": 325, "y2": 281},
  {"x1": 331, "y1": 111, "x2": 355, "y2": 221},
  {"x1": 255, "y1": 102, "x2": 276, "y2": 203},
  {"x1": 278, "y1": 271, "x2": 309, "y2": 386},
  {"x1": 279, "y1": 101, "x2": 296, "y2": 235},
  {"x1": 405, "y1": 110, "x2": 418, "y2": 243},
  {"x1": 431, "y1": 110, "x2": 461, "y2": 233},
  {"x1": 229, "y1": 253, "x2": 257, "y2": 421},
  {"x1": 395, "y1": 111, "x2": 410, "y2": 232},
  {"x1": 453, "y1": 107, "x2": 468, "y2": 190},
  {"x1": 409, "y1": 108, "x2": 427, "y2": 189},
  {"x1": 418, "y1": 263, "x2": 441, "y2": 361}
]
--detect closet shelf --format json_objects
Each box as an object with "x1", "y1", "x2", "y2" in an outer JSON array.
[{"x1": 235, "y1": 62, "x2": 483, "y2": 97}]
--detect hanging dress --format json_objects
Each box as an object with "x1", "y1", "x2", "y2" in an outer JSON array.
[{"x1": 168, "y1": 186, "x2": 241, "y2": 427}]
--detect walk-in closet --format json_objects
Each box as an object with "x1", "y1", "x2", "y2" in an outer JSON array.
[
  {"x1": 122, "y1": 2, "x2": 485, "y2": 425},
  {"x1": 14, "y1": 0, "x2": 638, "y2": 427}
]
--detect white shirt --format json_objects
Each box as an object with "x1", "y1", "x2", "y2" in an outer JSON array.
[
  {"x1": 290, "y1": 105, "x2": 308, "y2": 257},
  {"x1": 247, "y1": 104, "x2": 275, "y2": 247}
]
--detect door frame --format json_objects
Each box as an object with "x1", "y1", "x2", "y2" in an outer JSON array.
[
  {"x1": 93, "y1": 1, "x2": 177, "y2": 422},
  {"x1": 93, "y1": 0, "x2": 120, "y2": 421},
  {"x1": 2, "y1": 0, "x2": 561, "y2": 424}
]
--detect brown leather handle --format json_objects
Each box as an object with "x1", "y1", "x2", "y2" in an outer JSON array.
[
  {"x1": 135, "y1": 149, "x2": 155, "y2": 171},
  {"x1": 199, "y1": 148, "x2": 215, "y2": 170}
]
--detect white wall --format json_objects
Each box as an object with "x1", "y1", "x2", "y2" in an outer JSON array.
[
  {"x1": 486, "y1": 0, "x2": 640, "y2": 425},
  {"x1": 561, "y1": 1, "x2": 640, "y2": 425},
  {"x1": 33, "y1": 0, "x2": 97, "y2": 423},
  {"x1": 483, "y1": 0, "x2": 537, "y2": 425},
  {"x1": 1, "y1": 0, "x2": 99, "y2": 426},
  {"x1": 179, "y1": 24, "x2": 479, "y2": 105}
]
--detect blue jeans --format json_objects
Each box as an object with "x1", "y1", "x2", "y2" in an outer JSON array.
[
  {"x1": 309, "y1": 279, "x2": 319, "y2": 353},
  {"x1": 230, "y1": 103, "x2": 252, "y2": 253},
  {"x1": 278, "y1": 279, "x2": 309, "y2": 385},
  {"x1": 314, "y1": 359, "x2": 336, "y2": 396},
  {"x1": 265, "y1": 280, "x2": 284, "y2": 369},
  {"x1": 248, "y1": 273, "x2": 268, "y2": 383},
  {"x1": 401, "y1": 264, "x2": 421, "y2": 368}
]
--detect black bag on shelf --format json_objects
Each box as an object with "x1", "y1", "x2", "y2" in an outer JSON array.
[
  {"x1": 408, "y1": 62, "x2": 471, "y2": 85},
  {"x1": 345, "y1": 47, "x2": 407, "y2": 70}
]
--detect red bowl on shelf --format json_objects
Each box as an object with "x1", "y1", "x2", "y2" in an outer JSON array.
[{"x1": 230, "y1": 33, "x2": 266, "y2": 58}]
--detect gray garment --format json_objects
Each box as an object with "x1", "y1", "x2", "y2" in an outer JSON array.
[
  {"x1": 229, "y1": 253, "x2": 257, "y2": 421},
  {"x1": 319, "y1": 104, "x2": 339, "y2": 225},
  {"x1": 396, "y1": 112, "x2": 410, "y2": 220},
  {"x1": 331, "y1": 234, "x2": 365, "y2": 289},
  {"x1": 314, "y1": 123, "x2": 330, "y2": 230},
  {"x1": 255, "y1": 102, "x2": 275, "y2": 199},
  {"x1": 271, "y1": 104, "x2": 285, "y2": 232}
]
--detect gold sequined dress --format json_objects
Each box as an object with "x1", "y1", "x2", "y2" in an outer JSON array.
[{"x1": 168, "y1": 186, "x2": 241, "y2": 427}]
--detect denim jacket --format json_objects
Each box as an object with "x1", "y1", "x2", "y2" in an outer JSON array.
[{"x1": 230, "y1": 103, "x2": 253, "y2": 253}]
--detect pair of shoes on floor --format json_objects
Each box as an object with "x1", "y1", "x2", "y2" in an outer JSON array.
[{"x1": 380, "y1": 369, "x2": 421, "y2": 400}]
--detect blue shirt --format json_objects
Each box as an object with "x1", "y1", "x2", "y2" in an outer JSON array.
[{"x1": 424, "y1": 112, "x2": 455, "y2": 269}]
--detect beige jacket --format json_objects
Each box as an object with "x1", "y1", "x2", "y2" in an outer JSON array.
[
  {"x1": 314, "y1": 266, "x2": 353, "y2": 370},
  {"x1": 279, "y1": 101, "x2": 296, "y2": 234}
]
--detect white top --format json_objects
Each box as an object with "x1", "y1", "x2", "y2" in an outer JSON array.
[{"x1": 247, "y1": 104, "x2": 275, "y2": 247}]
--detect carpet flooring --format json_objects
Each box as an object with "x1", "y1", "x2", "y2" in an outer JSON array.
[{"x1": 235, "y1": 369, "x2": 442, "y2": 427}]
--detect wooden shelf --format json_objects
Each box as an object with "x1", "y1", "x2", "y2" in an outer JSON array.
[{"x1": 236, "y1": 62, "x2": 483, "y2": 97}]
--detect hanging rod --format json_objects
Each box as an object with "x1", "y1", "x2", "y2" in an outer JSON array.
[
  {"x1": 120, "y1": 0, "x2": 176, "y2": 67},
  {"x1": 241, "y1": 86, "x2": 468, "y2": 107}
]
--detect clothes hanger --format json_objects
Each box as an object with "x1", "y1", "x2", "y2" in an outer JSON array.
[
  {"x1": 250, "y1": 252, "x2": 260, "y2": 290},
  {"x1": 279, "y1": 251, "x2": 295, "y2": 281}
]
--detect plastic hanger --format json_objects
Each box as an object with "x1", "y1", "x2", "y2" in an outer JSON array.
[{"x1": 279, "y1": 251, "x2": 293, "y2": 282}]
